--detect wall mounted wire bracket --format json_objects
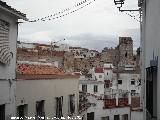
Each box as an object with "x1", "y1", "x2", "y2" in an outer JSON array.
[
  {"x1": 114, "y1": 0, "x2": 142, "y2": 22},
  {"x1": 117, "y1": 7, "x2": 141, "y2": 12},
  {"x1": 114, "y1": 0, "x2": 141, "y2": 12}
]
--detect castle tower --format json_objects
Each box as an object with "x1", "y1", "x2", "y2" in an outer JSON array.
[{"x1": 118, "y1": 37, "x2": 133, "y2": 66}]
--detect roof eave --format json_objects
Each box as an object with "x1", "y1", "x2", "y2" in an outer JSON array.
[{"x1": 0, "y1": 6, "x2": 28, "y2": 21}]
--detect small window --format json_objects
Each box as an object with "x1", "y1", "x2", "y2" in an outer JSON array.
[
  {"x1": 131, "y1": 79, "x2": 135, "y2": 85},
  {"x1": 99, "y1": 75, "x2": 102, "y2": 78},
  {"x1": 101, "y1": 116, "x2": 109, "y2": 120},
  {"x1": 68, "y1": 94, "x2": 75, "y2": 115},
  {"x1": 0, "y1": 104, "x2": 5, "y2": 120},
  {"x1": 125, "y1": 52, "x2": 128, "y2": 58},
  {"x1": 94, "y1": 85, "x2": 98, "y2": 93},
  {"x1": 17, "y1": 104, "x2": 28, "y2": 120},
  {"x1": 36, "y1": 100, "x2": 45, "y2": 120},
  {"x1": 105, "y1": 84, "x2": 110, "y2": 88},
  {"x1": 131, "y1": 90, "x2": 136, "y2": 95},
  {"x1": 114, "y1": 115, "x2": 120, "y2": 120},
  {"x1": 118, "y1": 80, "x2": 122, "y2": 84},
  {"x1": 55, "y1": 96, "x2": 63, "y2": 119},
  {"x1": 122, "y1": 114, "x2": 128, "y2": 120},
  {"x1": 82, "y1": 85, "x2": 87, "y2": 92}
]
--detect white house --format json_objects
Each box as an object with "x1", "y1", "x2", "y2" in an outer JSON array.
[
  {"x1": 112, "y1": 70, "x2": 141, "y2": 95},
  {"x1": 0, "y1": 1, "x2": 27, "y2": 119},
  {"x1": 139, "y1": 0, "x2": 160, "y2": 119},
  {"x1": 16, "y1": 63, "x2": 89, "y2": 120},
  {"x1": 54, "y1": 44, "x2": 69, "y2": 52}
]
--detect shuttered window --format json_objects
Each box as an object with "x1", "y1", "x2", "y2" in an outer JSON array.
[{"x1": 0, "y1": 19, "x2": 11, "y2": 65}]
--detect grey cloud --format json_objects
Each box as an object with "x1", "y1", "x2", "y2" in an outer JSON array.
[{"x1": 56, "y1": 33, "x2": 118, "y2": 51}]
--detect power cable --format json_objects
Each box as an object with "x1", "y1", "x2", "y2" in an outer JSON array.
[
  {"x1": 28, "y1": 0, "x2": 95, "y2": 22},
  {"x1": 125, "y1": 12, "x2": 140, "y2": 22}
]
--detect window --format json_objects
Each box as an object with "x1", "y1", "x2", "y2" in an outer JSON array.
[
  {"x1": 87, "y1": 112, "x2": 94, "y2": 120},
  {"x1": 146, "y1": 66, "x2": 157, "y2": 117},
  {"x1": 36, "y1": 100, "x2": 45, "y2": 120},
  {"x1": 125, "y1": 52, "x2": 128, "y2": 58},
  {"x1": 68, "y1": 94, "x2": 75, "y2": 115},
  {"x1": 118, "y1": 80, "x2": 122, "y2": 84},
  {"x1": 94, "y1": 85, "x2": 98, "y2": 93},
  {"x1": 101, "y1": 116, "x2": 109, "y2": 120},
  {"x1": 131, "y1": 79, "x2": 135, "y2": 85},
  {"x1": 55, "y1": 96, "x2": 63, "y2": 119},
  {"x1": 0, "y1": 19, "x2": 12, "y2": 65},
  {"x1": 122, "y1": 114, "x2": 128, "y2": 120},
  {"x1": 17, "y1": 104, "x2": 28, "y2": 120},
  {"x1": 105, "y1": 83, "x2": 110, "y2": 89},
  {"x1": 131, "y1": 90, "x2": 136, "y2": 95},
  {"x1": 114, "y1": 115, "x2": 120, "y2": 120},
  {"x1": 82, "y1": 85, "x2": 87, "y2": 93},
  {"x1": 99, "y1": 75, "x2": 102, "y2": 78},
  {"x1": 0, "y1": 104, "x2": 5, "y2": 120}
]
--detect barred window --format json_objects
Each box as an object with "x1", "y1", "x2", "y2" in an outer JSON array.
[
  {"x1": 0, "y1": 19, "x2": 12, "y2": 65},
  {"x1": 55, "y1": 96, "x2": 63, "y2": 119},
  {"x1": 68, "y1": 94, "x2": 75, "y2": 115},
  {"x1": 36, "y1": 100, "x2": 45, "y2": 120}
]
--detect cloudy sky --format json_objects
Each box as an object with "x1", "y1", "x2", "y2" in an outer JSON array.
[{"x1": 4, "y1": 0, "x2": 140, "y2": 51}]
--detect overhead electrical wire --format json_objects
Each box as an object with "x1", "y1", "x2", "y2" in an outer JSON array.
[
  {"x1": 28, "y1": 0, "x2": 96, "y2": 23},
  {"x1": 125, "y1": 12, "x2": 140, "y2": 22}
]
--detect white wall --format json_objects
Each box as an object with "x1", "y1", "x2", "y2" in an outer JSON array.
[
  {"x1": 0, "y1": 10, "x2": 18, "y2": 119},
  {"x1": 131, "y1": 111, "x2": 143, "y2": 120},
  {"x1": 113, "y1": 73, "x2": 141, "y2": 94},
  {"x1": 0, "y1": 11, "x2": 17, "y2": 79},
  {"x1": 16, "y1": 78, "x2": 79, "y2": 119},
  {"x1": 104, "y1": 69, "x2": 113, "y2": 80},
  {"x1": 79, "y1": 82, "x2": 104, "y2": 96},
  {"x1": 87, "y1": 97, "x2": 131, "y2": 120},
  {"x1": 17, "y1": 42, "x2": 35, "y2": 49},
  {"x1": 95, "y1": 73, "x2": 104, "y2": 82},
  {"x1": 141, "y1": 0, "x2": 160, "y2": 119}
]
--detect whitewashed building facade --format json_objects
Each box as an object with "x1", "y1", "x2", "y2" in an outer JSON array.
[
  {"x1": 16, "y1": 63, "x2": 89, "y2": 120},
  {"x1": 139, "y1": 0, "x2": 160, "y2": 119},
  {"x1": 0, "y1": 1, "x2": 27, "y2": 119}
]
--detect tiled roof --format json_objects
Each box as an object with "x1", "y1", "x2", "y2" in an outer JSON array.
[
  {"x1": 0, "y1": 0, "x2": 27, "y2": 20},
  {"x1": 16, "y1": 63, "x2": 64, "y2": 75},
  {"x1": 95, "y1": 67, "x2": 103, "y2": 73}
]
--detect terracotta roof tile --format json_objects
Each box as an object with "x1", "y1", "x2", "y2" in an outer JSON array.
[
  {"x1": 16, "y1": 63, "x2": 64, "y2": 75},
  {"x1": 95, "y1": 67, "x2": 103, "y2": 73}
]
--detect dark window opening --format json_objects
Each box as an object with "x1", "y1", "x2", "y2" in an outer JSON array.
[
  {"x1": 69, "y1": 94, "x2": 75, "y2": 115},
  {"x1": 146, "y1": 66, "x2": 157, "y2": 118},
  {"x1": 36, "y1": 100, "x2": 45, "y2": 120},
  {"x1": 114, "y1": 115, "x2": 120, "y2": 120},
  {"x1": 55, "y1": 96, "x2": 63, "y2": 119},
  {"x1": 131, "y1": 90, "x2": 136, "y2": 96},
  {"x1": 99, "y1": 75, "x2": 102, "y2": 78},
  {"x1": 17, "y1": 104, "x2": 28, "y2": 120},
  {"x1": 122, "y1": 114, "x2": 128, "y2": 120},
  {"x1": 87, "y1": 112, "x2": 94, "y2": 120},
  {"x1": 118, "y1": 80, "x2": 122, "y2": 84},
  {"x1": 131, "y1": 80, "x2": 135, "y2": 85},
  {"x1": 94, "y1": 85, "x2": 98, "y2": 93},
  {"x1": 125, "y1": 52, "x2": 128, "y2": 58},
  {"x1": 82, "y1": 85, "x2": 87, "y2": 93},
  {"x1": 0, "y1": 104, "x2": 5, "y2": 120},
  {"x1": 101, "y1": 116, "x2": 109, "y2": 120}
]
